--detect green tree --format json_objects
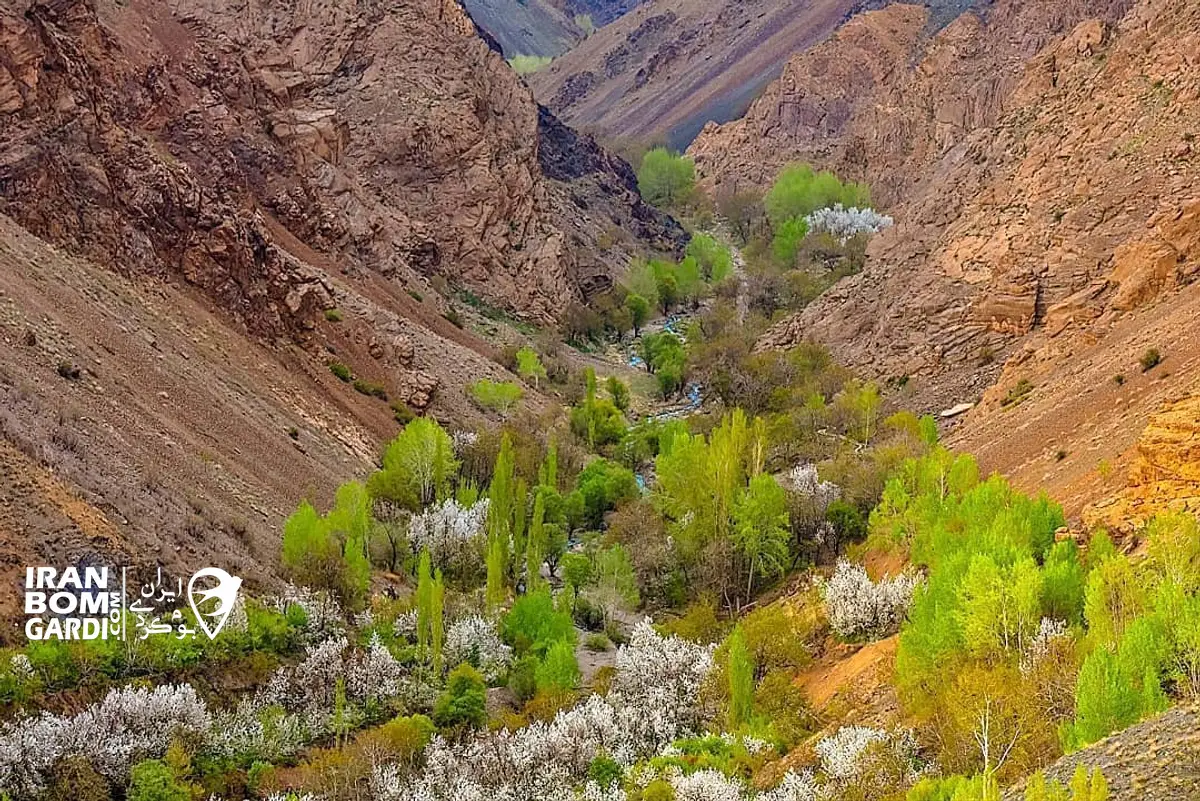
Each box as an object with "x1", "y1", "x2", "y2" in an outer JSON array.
[
  {"x1": 593, "y1": 544, "x2": 641, "y2": 622},
  {"x1": 1064, "y1": 646, "x2": 1141, "y2": 750},
  {"x1": 433, "y1": 663, "x2": 488, "y2": 730},
  {"x1": 637, "y1": 148, "x2": 695, "y2": 208},
  {"x1": 516, "y1": 346, "x2": 548, "y2": 389},
  {"x1": 732, "y1": 474, "x2": 792, "y2": 598},
  {"x1": 368, "y1": 417, "x2": 458, "y2": 508},
  {"x1": 687, "y1": 233, "x2": 734, "y2": 282},
  {"x1": 606, "y1": 376, "x2": 631, "y2": 412},
  {"x1": 771, "y1": 217, "x2": 809, "y2": 265},
  {"x1": 625, "y1": 293, "x2": 651, "y2": 336},
  {"x1": 726, "y1": 625, "x2": 755, "y2": 730},
  {"x1": 536, "y1": 639, "x2": 581, "y2": 691}
]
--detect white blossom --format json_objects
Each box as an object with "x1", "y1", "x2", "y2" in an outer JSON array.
[
  {"x1": 803, "y1": 205, "x2": 893, "y2": 244},
  {"x1": 452, "y1": 430, "x2": 479, "y2": 452},
  {"x1": 0, "y1": 684, "x2": 209, "y2": 795},
  {"x1": 445, "y1": 615, "x2": 511, "y2": 681},
  {"x1": 819, "y1": 561, "x2": 919, "y2": 640},
  {"x1": 814, "y1": 726, "x2": 887, "y2": 780},
  {"x1": 671, "y1": 769, "x2": 744, "y2": 801},
  {"x1": 348, "y1": 633, "x2": 405, "y2": 703},
  {"x1": 759, "y1": 771, "x2": 820, "y2": 801},
  {"x1": 786, "y1": 464, "x2": 840, "y2": 513},
  {"x1": 410, "y1": 498, "x2": 490, "y2": 570},
  {"x1": 273, "y1": 583, "x2": 344, "y2": 638},
  {"x1": 394, "y1": 610, "x2": 419, "y2": 641},
  {"x1": 8, "y1": 654, "x2": 32, "y2": 680}
]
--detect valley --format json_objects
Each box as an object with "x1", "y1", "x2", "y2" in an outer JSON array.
[{"x1": 1, "y1": 0, "x2": 1199, "y2": 799}]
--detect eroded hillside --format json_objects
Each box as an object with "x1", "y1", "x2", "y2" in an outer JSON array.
[{"x1": 528, "y1": 0, "x2": 862, "y2": 149}]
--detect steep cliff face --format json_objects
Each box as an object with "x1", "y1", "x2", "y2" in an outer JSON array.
[
  {"x1": 529, "y1": 0, "x2": 861, "y2": 149},
  {"x1": 0, "y1": 0, "x2": 680, "y2": 595},
  {"x1": 460, "y1": 0, "x2": 582, "y2": 57},
  {"x1": 694, "y1": 0, "x2": 1197, "y2": 417}
]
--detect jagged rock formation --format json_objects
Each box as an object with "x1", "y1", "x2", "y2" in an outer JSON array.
[
  {"x1": 528, "y1": 0, "x2": 862, "y2": 149},
  {"x1": 0, "y1": 0, "x2": 681, "y2": 602}
]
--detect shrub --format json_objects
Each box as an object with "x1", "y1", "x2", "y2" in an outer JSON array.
[
  {"x1": 470, "y1": 379, "x2": 524, "y2": 414},
  {"x1": 56, "y1": 361, "x2": 81, "y2": 380},
  {"x1": 585, "y1": 633, "x2": 612, "y2": 652},
  {"x1": 323, "y1": 308, "x2": 344, "y2": 322},
  {"x1": 443, "y1": 307, "x2": 463, "y2": 328},
  {"x1": 45, "y1": 757, "x2": 111, "y2": 801},
  {"x1": 433, "y1": 663, "x2": 488, "y2": 731},
  {"x1": 508, "y1": 654, "x2": 539, "y2": 703},
  {"x1": 390, "y1": 400, "x2": 415, "y2": 424},
  {"x1": 765, "y1": 164, "x2": 871, "y2": 227},
  {"x1": 1001, "y1": 378, "x2": 1033, "y2": 408},
  {"x1": 587, "y1": 755, "x2": 623, "y2": 789},
  {"x1": 502, "y1": 588, "x2": 576, "y2": 655},
  {"x1": 328, "y1": 361, "x2": 353, "y2": 382},
  {"x1": 508, "y1": 54, "x2": 552, "y2": 75},
  {"x1": 1139, "y1": 348, "x2": 1162, "y2": 372},
  {"x1": 353, "y1": 379, "x2": 388, "y2": 400},
  {"x1": 535, "y1": 639, "x2": 581, "y2": 691}
]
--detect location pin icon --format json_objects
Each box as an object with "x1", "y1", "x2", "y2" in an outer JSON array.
[{"x1": 188, "y1": 567, "x2": 242, "y2": 639}]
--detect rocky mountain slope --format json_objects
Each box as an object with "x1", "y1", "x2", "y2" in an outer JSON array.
[
  {"x1": 528, "y1": 0, "x2": 863, "y2": 149},
  {"x1": 0, "y1": 0, "x2": 680, "y2": 604},
  {"x1": 691, "y1": 0, "x2": 1198, "y2": 514}
]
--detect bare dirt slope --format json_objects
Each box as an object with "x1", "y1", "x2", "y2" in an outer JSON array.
[{"x1": 528, "y1": 0, "x2": 861, "y2": 149}]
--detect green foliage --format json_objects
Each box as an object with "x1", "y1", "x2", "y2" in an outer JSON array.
[
  {"x1": 587, "y1": 755, "x2": 623, "y2": 790},
  {"x1": 328, "y1": 361, "x2": 353, "y2": 382},
  {"x1": 516, "y1": 346, "x2": 548, "y2": 389},
  {"x1": 625, "y1": 293, "x2": 651, "y2": 335},
  {"x1": 368, "y1": 417, "x2": 458, "y2": 508},
  {"x1": 471, "y1": 379, "x2": 524, "y2": 414},
  {"x1": 687, "y1": 234, "x2": 734, "y2": 282},
  {"x1": 535, "y1": 639, "x2": 581, "y2": 691},
  {"x1": 726, "y1": 625, "x2": 754, "y2": 730},
  {"x1": 502, "y1": 587, "x2": 576, "y2": 656},
  {"x1": 570, "y1": 369, "x2": 628, "y2": 449},
  {"x1": 508, "y1": 54, "x2": 552, "y2": 74},
  {"x1": 1024, "y1": 767, "x2": 1107, "y2": 801},
  {"x1": 416, "y1": 550, "x2": 445, "y2": 667},
  {"x1": 765, "y1": 163, "x2": 871, "y2": 226},
  {"x1": 127, "y1": 760, "x2": 190, "y2": 801},
  {"x1": 280, "y1": 482, "x2": 371, "y2": 609},
  {"x1": 606, "y1": 376, "x2": 631, "y2": 412},
  {"x1": 433, "y1": 663, "x2": 488, "y2": 730},
  {"x1": 885, "y1": 449, "x2": 1073, "y2": 708},
  {"x1": 771, "y1": 217, "x2": 809, "y2": 265},
  {"x1": 637, "y1": 148, "x2": 696, "y2": 208},
  {"x1": 571, "y1": 459, "x2": 638, "y2": 529},
  {"x1": 323, "y1": 308, "x2": 344, "y2": 322},
  {"x1": 592, "y1": 544, "x2": 641, "y2": 619},
  {"x1": 732, "y1": 474, "x2": 792, "y2": 595}
]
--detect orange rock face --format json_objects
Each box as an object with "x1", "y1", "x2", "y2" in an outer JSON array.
[{"x1": 1085, "y1": 395, "x2": 1200, "y2": 532}]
